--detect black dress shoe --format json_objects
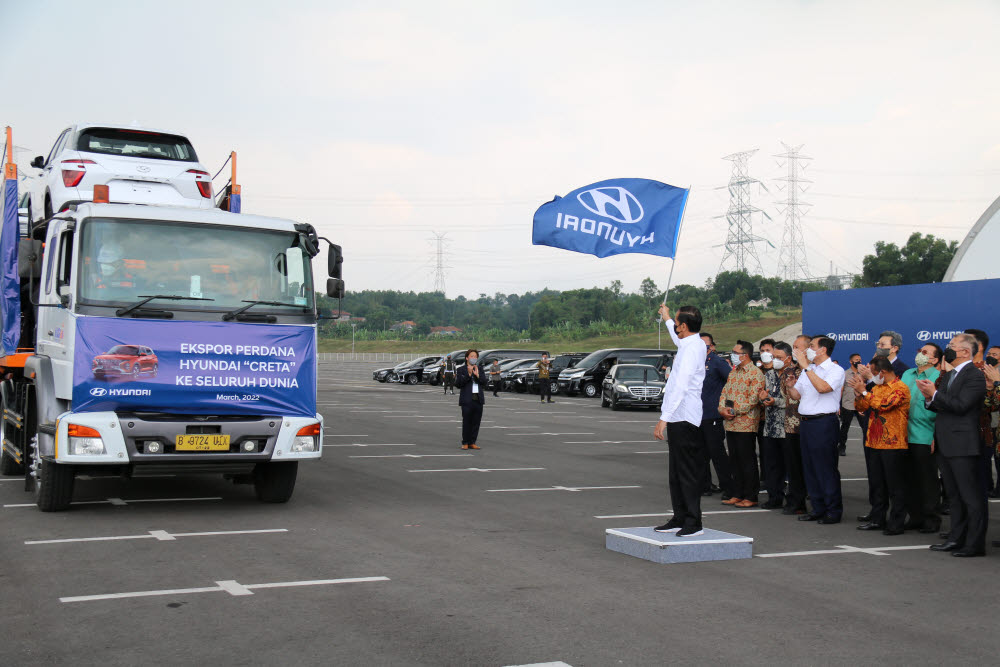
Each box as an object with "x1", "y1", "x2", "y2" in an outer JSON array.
[
  {"x1": 856, "y1": 513, "x2": 871, "y2": 522},
  {"x1": 882, "y1": 528, "x2": 904, "y2": 536},
  {"x1": 817, "y1": 516, "x2": 841, "y2": 525},
  {"x1": 856, "y1": 522, "x2": 884, "y2": 531},
  {"x1": 939, "y1": 532, "x2": 950, "y2": 540},
  {"x1": 760, "y1": 500, "x2": 783, "y2": 509},
  {"x1": 930, "y1": 541, "x2": 960, "y2": 552},
  {"x1": 902, "y1": 521, "x2": 922, "y2": 531},
  {"x1": 701, "y1": 490, "x2": 715, "y2": 497},
  {"x1": 798, "y1": 513, "x2": 821, "y2": 521},
  {"x1": 952, "y1": 549, "x2": 985, "y2": 558}
]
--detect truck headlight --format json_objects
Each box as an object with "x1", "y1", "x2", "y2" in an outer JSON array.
[
  {"x1": 67, "y1": 423, "x2": 106, "y2": 455},
  {"x1": 291, "y1": 423, "x2": 320, "y2": 452}
]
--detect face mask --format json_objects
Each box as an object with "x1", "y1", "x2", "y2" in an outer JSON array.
[
  {"x1": 673, "y1": 325, "x2": 680, "y2": 335},
  {"x1": 872, "y1": 374, "x2": 885, "y2": 385},
  {"x1": 730, "y1": 353, "x2": 741, "y2": 365},
  {"x1": 468, "y1": 357, "x2": 478, "y2": 365},
  {"x1": 875, "y1": 347, "x2": 891, "y2": 357},
  {"x1": 915, "y1": 352, "x2": 931, "y2": 367},
  {"x1": 806, "y1": 348, "x2": 817, "y2": 362},
  {"x1": 760, "y1": 352, "x2": 773, "y2": 363},
  {"x1": 772, "y1": 359, "x2": 785, "y2": 370},
  {"x1": 943, "y1": 348, "x2": 957, "y2": 364}
]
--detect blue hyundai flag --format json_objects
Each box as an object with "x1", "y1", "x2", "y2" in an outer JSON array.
[
  {"x1": 1, "y1": 166, "x2": 19, "y2": 355},
  {"x1": 532, "y1": 178, "x2": 689, "y2": 258}
]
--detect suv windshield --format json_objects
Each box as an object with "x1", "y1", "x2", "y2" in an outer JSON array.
[
  {"x1": 77, "y1": 128, "x2": 198, "y2": 162},
  {"x1": 108, "y1": 345, "x2": 141, "y2": 355},
  {"x1": 574, "y1": 350, "x2": 609, "y2": 370},
  {"x1": 617, "y1": 366, "x2": 658, "y2": 381},
  {"x1": 78, "y1": 218, "x2": 314, "y2": 313}
]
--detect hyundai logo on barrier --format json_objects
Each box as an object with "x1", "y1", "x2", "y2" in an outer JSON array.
[
  {"x1": 89, "y1": 387, "x2": 107, "y2": 397},
  {"x1": 576, "y1": 187, "x2": 644, "y2": 224},
  {"x1": 916, "y1": 330, "x2": 931, "y2": 341}
]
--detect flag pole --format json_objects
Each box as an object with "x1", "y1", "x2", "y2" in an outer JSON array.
[{"x1": 662, "y1": 185, "x2": 691, "y2": 305}]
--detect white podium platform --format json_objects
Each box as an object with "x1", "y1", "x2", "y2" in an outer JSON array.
[{"x1": 606, "y1": 526, "x2": 753, "y2": 564}]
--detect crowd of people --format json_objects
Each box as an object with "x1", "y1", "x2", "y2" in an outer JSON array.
[{"x1": 654, "y1": 303, "x2": 999, "y2": 557}]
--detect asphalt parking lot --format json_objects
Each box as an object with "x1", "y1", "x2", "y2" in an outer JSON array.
[{"x1": 2, "y1": 360, "x2": 999, "y2": 666}]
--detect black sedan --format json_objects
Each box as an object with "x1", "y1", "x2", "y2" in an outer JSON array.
[{"x1": 600, "y1": 364, "x2": 665, "y2": 411}]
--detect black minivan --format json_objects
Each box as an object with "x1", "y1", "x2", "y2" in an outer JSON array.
[{"x1": 558, "y1": 348, "x2": 669, "y2": 397}]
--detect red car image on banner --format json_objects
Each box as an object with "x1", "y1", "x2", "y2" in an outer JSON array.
[{"x1": 92, "y1": 344, "x2": 159, "y2": 380}]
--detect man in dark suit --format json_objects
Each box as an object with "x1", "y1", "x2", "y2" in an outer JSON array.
[
  {"x1": 917, "y1": 333, "x2": 988, "y2": 557},
  {"x1": 455, "y1": 349, "x2": 486, "y2": 450}
]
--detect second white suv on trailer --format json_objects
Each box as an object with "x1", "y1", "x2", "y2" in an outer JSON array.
[{"x1": 27, "y1": 123, "x2": 215, "y2": 222}]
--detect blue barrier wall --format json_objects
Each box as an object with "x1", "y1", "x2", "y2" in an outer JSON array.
[{"x1": 802, "y1": 279, "x2": 1000, "y2": 364}]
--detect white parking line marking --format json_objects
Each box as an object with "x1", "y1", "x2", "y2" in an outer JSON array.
[
  {"x1": 324, "y1": 434, "x2": 369, "y2": 437},
  {"x1": 4, "y1": 496, "x2": 222, "y2": 509},
  {"x1": 60, "y1": 576, "x2": 390, "y2": 603},
  {"x1": 563, "y1": 440, "x2": 651, "y2": 444},
  {"x1": 756, "y1": 544, "x2": 931, "y2": 558},
  {"x1": 594, "y1": 510, "x2": 767, "y2": 519},
  {"x1": 504, "y1": 662, "x2": 574, "y2": 667},
  {"x1": 633, "y1": 451, "x2": 667, "y2": 454},
  {"x1": 487, "y1": 485, "x2": 641, "y2": 493},
  {"x1": 409, "y1": 467, "x2": 545, "y2": 473},
  {"x1": 509, "y1": 432, "x2": 595, "y2": 436},
  {"x1": 350, "y1": 454, "x2": 474, "y2": 459},
  {"x1": 326, "y1": 443, "x2": 416, "y2": 447},
  {"x1": 25, "y1": 528, "x2": 287, "y2": 545}
]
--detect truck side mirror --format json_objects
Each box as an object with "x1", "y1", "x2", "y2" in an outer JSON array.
[
  {"x1": 328, "y1": 244, "x2": 343, "y2": 278},
  {"x1": 31, "y1": 156, "x2": 44, "y2": 169},
  {"x1": 326, "y1": 278, "x2": 345, "y2": 299},
  {"x1": 17, "y1": 240, "x2": 42, "y2": 279}
]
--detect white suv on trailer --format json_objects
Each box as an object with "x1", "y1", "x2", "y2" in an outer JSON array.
[{"x1": 27, "y1": 123, "x2": 215, "y2": 222}]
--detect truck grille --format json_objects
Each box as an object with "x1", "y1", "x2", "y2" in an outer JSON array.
[{"x1": 629, "y1": 386, "x2": 660, "y2": 397}]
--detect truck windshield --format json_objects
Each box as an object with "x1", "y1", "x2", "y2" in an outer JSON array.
[{"x1": 78, "y1": 218, "x2": 314, "y2": 313}]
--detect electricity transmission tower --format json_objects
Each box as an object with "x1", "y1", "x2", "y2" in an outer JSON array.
[
  {"x1": 717, "y1": 149, "x2": 772, "y2": 276},
  {"x1": 774, "y1": 143, "x2": 812, "y2": 281},
  {"x1": 431, "y1": 232, "x2": 448, "y2": 294}
]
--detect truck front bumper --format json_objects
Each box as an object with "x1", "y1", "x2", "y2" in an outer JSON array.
[{"x1": 51, "y1": 412, "x2": 324, "y2": 464}]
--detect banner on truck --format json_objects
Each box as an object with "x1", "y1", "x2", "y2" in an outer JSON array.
[{"x1": 72, "y1": 317, "x2": 317, "y2": 416}]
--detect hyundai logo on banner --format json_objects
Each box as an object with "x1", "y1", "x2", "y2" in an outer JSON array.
[{"x1": 532, "y1": 178, "x2": 689, "y2": 259}]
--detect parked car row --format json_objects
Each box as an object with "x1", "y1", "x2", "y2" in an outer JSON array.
[{"x1": 372, "y1": 347, "x2": 676, "y2": 410}]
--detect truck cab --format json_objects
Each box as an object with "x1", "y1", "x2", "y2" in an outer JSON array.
[{"x1": 2, "y1": 202, "x2": 343, "y2": 510}]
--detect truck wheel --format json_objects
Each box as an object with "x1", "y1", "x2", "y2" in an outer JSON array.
[
  {"x1": 406, "y1": 374, "x2": 419, "y2": 385},
  {"x1": 253, "y1": 461, "x2": 298, "y2": 503},
  {"x1": 31, "y1": 437, "x2": 75, "y2": 511},
  {"x1": 610, "y1": 394, "x2": 621, "y2": 411},
  {"x1": 583, "y1": 382, "x2": 598, "y2": 398},
  {"x1": 0, "y1": 383, "x2": 23, "y2": 475}
]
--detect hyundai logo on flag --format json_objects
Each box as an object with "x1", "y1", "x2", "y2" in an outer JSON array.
[
  {"x1": 89, "y1": 387, "x2": 107, "y2": 397},
  {"x1": 532, "y1": 178, "x2": 689, "y2": 259},
  {"x1": 576, "y1": 187, "x2": 643, "y2": 224}
]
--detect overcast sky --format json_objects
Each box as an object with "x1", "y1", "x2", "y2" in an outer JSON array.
[{"x1": 5, "y1": 0, "x2": 999, "y2": 300}]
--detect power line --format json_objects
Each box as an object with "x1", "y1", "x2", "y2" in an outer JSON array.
[{"x1": 717, "y1": 149, "x2": 772, "y2": 275}]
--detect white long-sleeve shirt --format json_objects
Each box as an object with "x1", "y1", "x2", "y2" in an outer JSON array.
[{"x1": 659, "y1": 319, "x2": 707, "y2": 426}]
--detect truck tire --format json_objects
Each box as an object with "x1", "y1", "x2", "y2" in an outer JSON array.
[
  {"x1": 253, "y1": 461, "x2": 298, "y2": 503},
  {"x1": 582, "y1": 382, "x2": 599, "y2": 398},
  {"x1": 31, "y1": 438, "x2": 75, "y2": 512}
]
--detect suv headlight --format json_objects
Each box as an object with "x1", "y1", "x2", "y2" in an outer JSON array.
[
  {"x1": 291, "y1": 423, "x2": 320, "y2": 452},
  {"x1": 67, "y1": 423, "x2": 106, "y2": 455}
]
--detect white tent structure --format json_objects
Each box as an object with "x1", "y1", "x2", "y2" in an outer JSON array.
[{"x1": 944, "y1": 194, "x2": 1000, "y2": 282}]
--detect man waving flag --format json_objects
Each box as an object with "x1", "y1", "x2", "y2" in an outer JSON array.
[{"x1": 532, "y1": 178, "x2": 689, "y2": 259}]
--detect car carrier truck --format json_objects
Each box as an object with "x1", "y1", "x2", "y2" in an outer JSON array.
[{"x1": 0, "y1": 127, "x2": 344, "y2": 510}]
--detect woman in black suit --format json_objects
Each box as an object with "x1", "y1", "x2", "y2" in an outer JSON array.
[{"x1": 455, "y1": 349, "x2": 485, "y2": 450}]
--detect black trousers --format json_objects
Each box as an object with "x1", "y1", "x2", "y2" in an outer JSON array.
[
  {"x1": 938, "y1": 453, "x2": 988, "y2": 552},
  {"x1": 539, "y1": 377, "x2": 552, "y2": 400},
  {"x1": 725, "y1": 431, "x2": 759, "y2": 502},
  {"x1": 783, "y1": 433, "x2": 807, "y2": 510},
  {"x1": 839, "y1": 409, "x2": 868, "y2": 448},
  {"x1": 667, "y1": 421, "x2": 708, "y2": 530},
  {"x1": 800, "y1": 414, "x2": 843, "y2": 519},
  {"x1": 490, "y1": 377, "x2": 501, "y2": 396},
  {"x1": 701, "y1": 418, "x2": 733, "y2": 496},
  {"x1": 904, "y1": 443, "x2": 940, "y2": 530},
  {"x1": 444, "y1": 374, "x2": 455, "y2": 393},
  {"x1": 868, "y1": 448, "x2": 907, "y2": 531},
  {"x1": 760, "y1": 435, "x2": 786, "y2": 504},
  {"x1": 460, "y1": 401, "x2": 483, "y2": 445}
]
